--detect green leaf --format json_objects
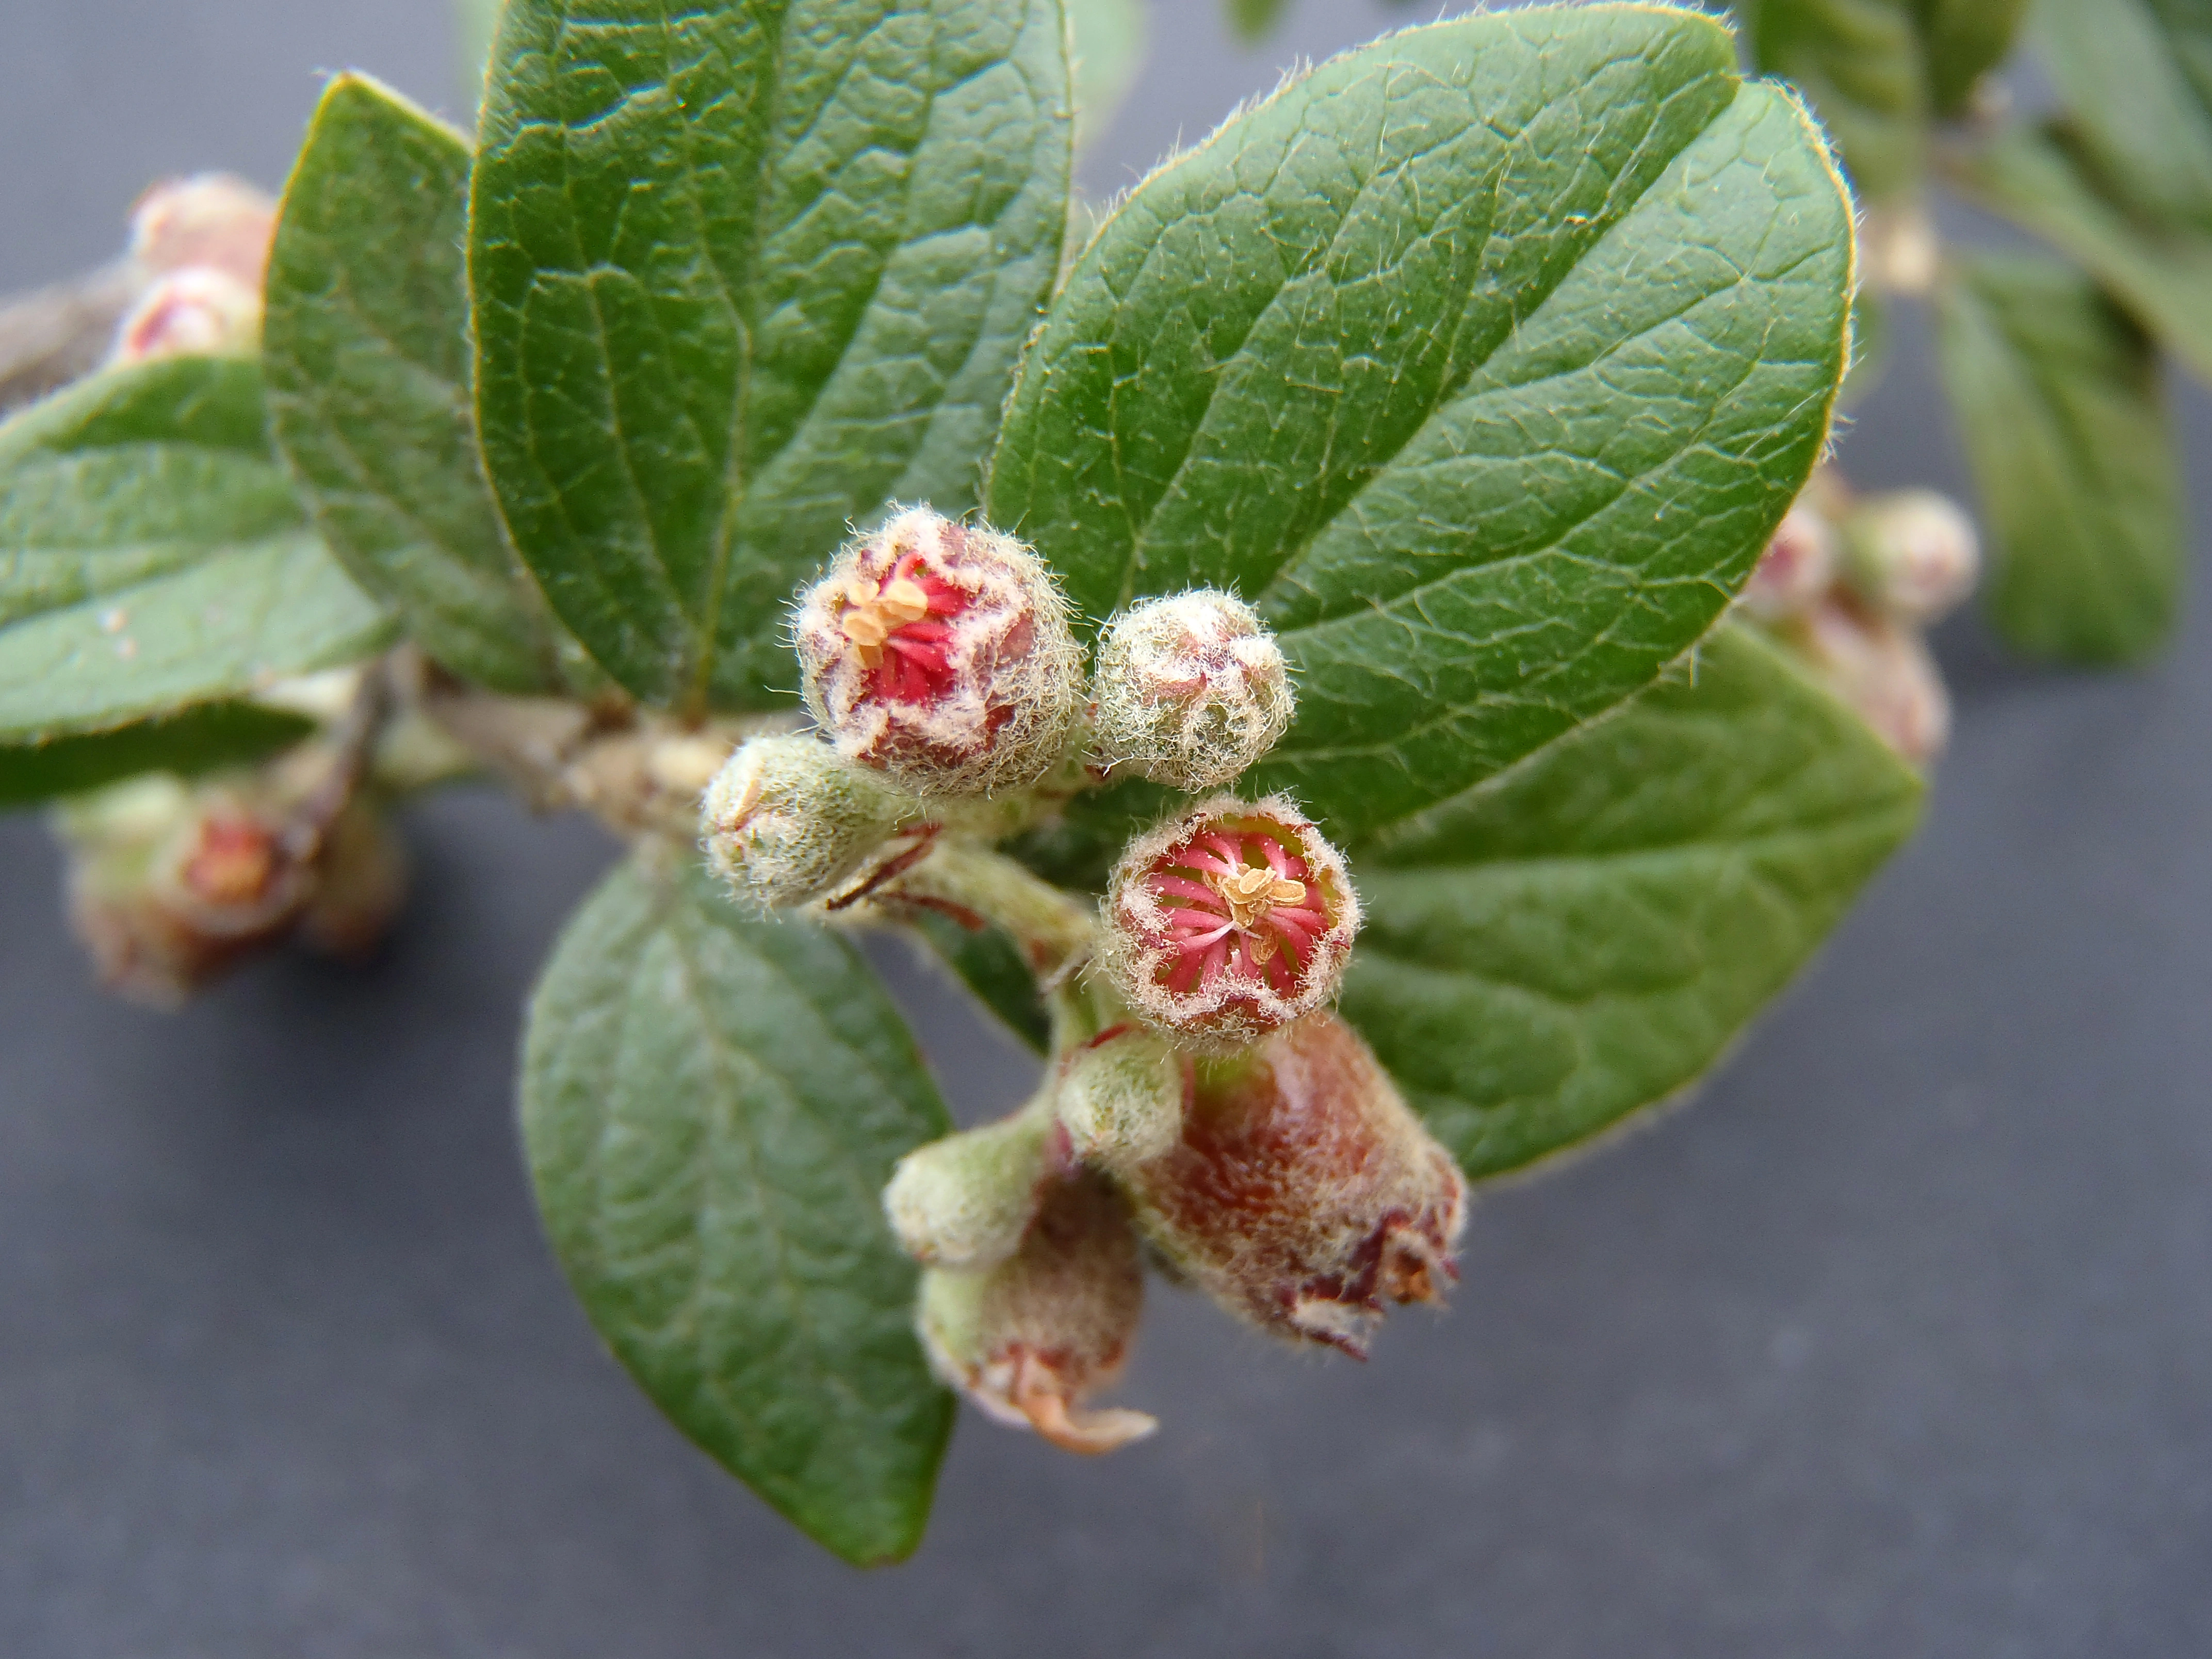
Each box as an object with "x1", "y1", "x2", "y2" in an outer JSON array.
[
  {"x1": 1934, "y1": 252, "x2": 2181, "y2": 665},
  {"x1": 2027, "y1": 0, "x2": 2212, "y2": 233},
  {"x1": 0, "y1": 702, "x2": 315, "y2": 810},
  {"x1": 1917, "y1": 0, "x2": 2028, "y2": 112},
  {"x1": 520, "y1": 852, "x2": 955, "y2": 1566},
  {"x1": 990, "y1": 6, "x2": 1853, "y2": 842},
  {"x1": 904, "y1": 908, "x2": 1051, "y2": 1053},
  {"x1": 1340, "y1": 623, "x2": 1922, "y2": 1181},
  {"x1": 265, "y1": 74, "x2": 575, "y2": 695},
  {"x1": 1960, "y1": 120, "x2": 2212, "y2": 385},
  {"x1": 0, "y1": 358, "x2": 393, "y2": 742},
  {"x1": 471, "y1": 0, "x2": 1072, "y2": 710},
  {"x1": 1840, "y1": 285, "x2": 1889, "y2": 410},
  {"x1": 1733, "y1": 0, "x2": 1927, "y2": 198}
]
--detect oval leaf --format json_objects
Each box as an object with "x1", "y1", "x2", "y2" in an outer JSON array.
[
  {"x1": 1935, "y1": 252, "x2": 2182, "y2": 665},
  {"x1": 471, "y1": 0, "x2": 1072, "y2": 709},
  {"x1": 520, "y1": 852, "x2": 955, "y2": 1566},
  {"x1": 0, "y1": 702, "x2": 315, "y2": 810},
  {"x1": 988, "y1": 4, "x2": 1853, "y2": 841},
  {"x1": 1339, "y1": 623, "x2": 1923, "y2": 1181},
  {"x1": 265, "y1": 73, "x2": 578, "y2": 695},
  {"x1": 1734, "y1": 0, "x2": 1927, "y2": 197},
  {"x1": 2028, "y1": 0, "x2": 2212, "y2": 234},
  {"x1": 0, "y1": 358, "x2": 392, "y2": 741}
]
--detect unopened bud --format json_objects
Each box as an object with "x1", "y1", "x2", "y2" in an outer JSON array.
[
  {"x1": 297, "y1": 799, "x2": 407, "y2": 960},
  {"x1": 1102, "y1": 794, "x2": 1359, "y2": 1052},
  {"x1": 918, "y1": 1170, "x2": 1156, "y2": 1455},
  {"x1": 57, "y1": 777, "x2": 309, "y2": 1006},
  {"x1": 1091, "y1": 591, "x2": 1294, "y2": 789},
  {"x1": 883, "y1": 1108, "x2": 1057, "y2": 1271},
  {"x1": 794, "y1": 507, "x2": 1083, "y2": 796},
  {"x1": 1118, "y1": 1011, "x2": 1466, "y2": 1358},
  {"x1": 1840, "y1": 490, "x2": 1979, "y2": 624},
  {"x1": 112, "y1": 267, "x2": 262, "y2": 363},
  {"x1": 1794, "y1": 595, "x2": 1951, "y2": 765},
  {"x1": 701, "y1": 734, "x2": 918, "y2": 909},
  {"x1": 1055, "y1": 1025, "x2": 1185, "y2": 1174},
  {"x1": 129, "y1": 173, "x2": 276, "y2": 287},
  {"x1": 1740, "y1": 501, "x2": 1838, "y2": 622}
]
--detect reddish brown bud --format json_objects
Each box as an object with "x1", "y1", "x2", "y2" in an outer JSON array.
[
  {"x1": 1740, "y1": 500, "x2": 1838, "y2": 622},
  {"x1": 1118, "y1": 1012, "x2": 1466, "y2": 1358},
  {"x1": 1790, "y1": 594, "x2": 1951, "y2": 766},
  {"x1": 1101, "y1": 794, "x2": 1359, "y2": 1052},
  {"x1": 794, "y1": 507, "x2": 1082, "y2": 796},
  {"x1": 112, "y1": 267, "x2": 262, "y2": 363},
  {"x1": 58, "y1": 778, "x2": 312, "y2": 1006},
  {"x1": 918, "y1": 1169, "x2": 1157, "y2": 1455}
]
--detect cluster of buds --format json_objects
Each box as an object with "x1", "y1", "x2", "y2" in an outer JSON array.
[
  {"x1": 704, "y1": 502, "x2": 1462, "y2": 1454},
  {"x1": 1738, "y1": 468, "x2": 1979, "y2": 765},
  {"x1": 54, "y1": 766, "x2": 404, "y2": 1007},
  {"x1": 112, "y1": 174, "x2": 275, "y2": 364}
]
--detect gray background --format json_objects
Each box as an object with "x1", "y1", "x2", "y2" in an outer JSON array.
[{"x1": 3, "y1": 2, "x2": 2208, "y2": 1654}]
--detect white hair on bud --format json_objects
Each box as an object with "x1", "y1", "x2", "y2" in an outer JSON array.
[
  {"x1": 1090, "y1": 589, "x2": 1295, "y2": 790},
  {"x1": 700, "y1": 734, "x2": 916, "y2": 910}
]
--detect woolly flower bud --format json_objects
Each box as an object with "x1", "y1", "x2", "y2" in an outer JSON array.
[
  {"x1": 57, "y1": 777, "x2": 311, "y2": 1007},
  {"x1": 112, "y1": 267, "x2": 262, "y2": 364},
  {"x1": 1119, "y1": 1011, "x2": 1467, "y2": 1358},
  {"x1": 129, "y1": 173, "x2": 276, "y2": 286},
  {"x1": 1055, "y1": 1025, "x2": 1185, "y2": 1175},
  {"x1": 883, "y1": 1108, "x2": 1056, "y2": 1271},
  {"x1": 1794, "y1": 596, "x2": 1951, "y2": 766},
  {"x1": 1739, "y1": 501, "x2": 1838, "y2": 622},
  {"x1": 1091, "y1": 590, "x2": 1294, "y2": 789},
  {"x1": 1841, "y1": 490, "x2": 1980, "y2": 625},
  {"x1": 296, "y1": 799, "x2": 408, "y2": 961},
  {"x1": 701, "y1": 734, "x2": 917, "y2": 909},
  {"x1": 918, "y1": 1169, "x2": 1156, "y2": 1455},
  {"x1": 1101, "y1": 794, "x2": 1359, "y2": 1052},
  {"x1": 794, "y1": 507, "x2": 1082, "y2": 796}
]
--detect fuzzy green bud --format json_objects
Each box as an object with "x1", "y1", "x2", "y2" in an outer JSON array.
[
  {"x1": 883, "y1": 1107, "x2": 1058, "y2": 1271},
  {"x1": 1055, "y1": 1025, "x2": 1185, "y2": 1175},
  {"x1": 1839, "y1": 489, "x2": 1979, "y2": 625},
  {"x1": 1091, "y1": 591, "x2": 1294, "y2": 790},
  {"x1": 700, "y1": 734, "x2": 918, "y2": 909}
]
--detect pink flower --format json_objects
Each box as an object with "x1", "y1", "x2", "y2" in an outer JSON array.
[{"x1": 1102, "y1": 794, "x2": 1358, "y2": 1051}]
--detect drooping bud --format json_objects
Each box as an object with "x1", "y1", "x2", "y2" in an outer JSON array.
[
  {"x1": 1739, "y1": 500, "x2": 1839, "y2": 622},
  {"x1": 883, "y1": 1107, "x2": 1057, "y2": 1271},
  {"x1": 1101, "y1": 794, "x2": 1359, "y2": 1052},
  {"x1": 296, "y1": 799, "x2": 408, "y2": 961},
  {"x1": 701, "y1": 734, "x2": 919, "y2": 909},
  {"x1": 1840, "y1": 489, "x2": 1980, "y2": 625},
  {"x1": 1090, "y1": 590, "x2": 1295, "y2": 790},
  {"x1": 1117, "y1": 1011, "x2": 1467, "y2": 1358},
  {"x1": 918, "y1": 1169, "x2": 1156, "y2": 1455},
  {"x1": 56, "y1": 776, "x2": 311, "y2": 1006},
  {"x1": 128, "y1": 173, "x2": 277, "y2": 286},
  {"x1": 793, "y1": 507, "x2": 1083, "y2": 796},
  {"x1": 1055, "y1": 1024, "x2": 1185, "y2": 1175},
  {"x1": 1791, "y1": 595, "x2": 1952, "y2": 766},
  {"x1": 112, "y1": 267, "x2": 262, "y2": 363}
]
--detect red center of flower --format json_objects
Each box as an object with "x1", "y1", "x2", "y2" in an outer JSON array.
[
  {"x1": 183, "y1": 816, "x2": 281, "y2": 907},
  {"x1": 837, "y1": 550, "x2": 972, "y2": 704},
  {"x1": 1143, "y1": 822, "x2": 1330, "y2": 998}
]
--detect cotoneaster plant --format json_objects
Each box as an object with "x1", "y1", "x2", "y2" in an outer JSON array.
[{"x1": 0, "y1": 2, "x2": 1933, "y2": 1565}]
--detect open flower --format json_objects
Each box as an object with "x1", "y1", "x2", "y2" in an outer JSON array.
[
  {"x1": 1117, "y1": 1011, "x2": 1467, "y2": 1358},
  {"x1": 794, "y1": 507, "x2": 1082, "y2": 796},
  {"x1": 1102, "y1": 794, "x2": 1358, "y2": 1051}
]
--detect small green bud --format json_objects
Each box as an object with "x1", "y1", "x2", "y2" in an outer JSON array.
[
  {"x1": 1055, "y1": 1025, "x2": 1185, "y2": 1175},
  {"x1": 1090, "y1": 590, "x2": 1294, "y2": 790},
  {"x1": 1839, "y1": 490, "x2": 1979, "y2": 625},
  {"x1": 918, "y1": 1170, "x2": 1156, "y2": 1456},
  {"x1": 883, "y1": 1108, "x2": 1058, "y2": 1271},
  {"x1": 700, "y1": 734, "x2": 918, "y2": 909}
]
